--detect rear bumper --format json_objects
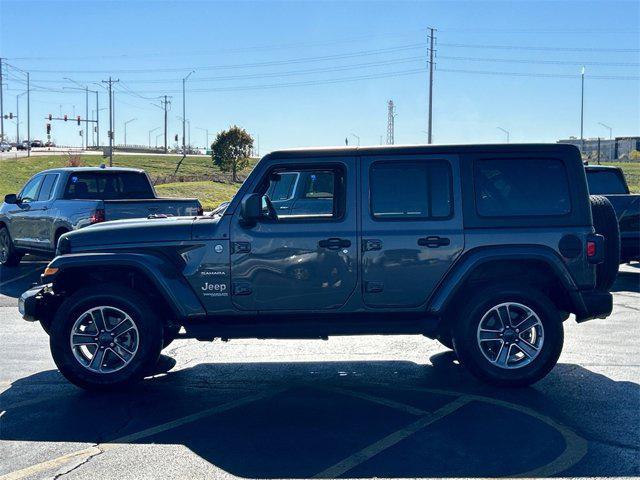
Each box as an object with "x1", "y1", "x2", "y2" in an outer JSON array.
[
  {"x1": 573, "y1": 289, "x2": 613, "y2": 323},
  {"x1": 18, "y1": 285, "x2": 48, "y2": 322}
]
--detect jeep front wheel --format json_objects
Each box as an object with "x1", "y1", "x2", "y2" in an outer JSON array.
[
  {"x1": 49, "y1": 284, "x2": 163, "y2": 391},
  {"x1": 452, "y1": 285, "x2": 563, "y2": 387}
]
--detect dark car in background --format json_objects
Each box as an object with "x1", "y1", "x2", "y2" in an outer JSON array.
[{"x1": 585, "y1": 165, "x2": 639, "y2": 263}]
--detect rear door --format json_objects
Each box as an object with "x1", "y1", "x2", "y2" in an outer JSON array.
[{"x1": 360, "y1": 154, "x2": 464, "y2": 308}]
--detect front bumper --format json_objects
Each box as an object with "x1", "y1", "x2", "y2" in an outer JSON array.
[
  {"x1": 573, "y1": 289, "x2": 613, "y2": 323},
  {"x1": 19, "y1": 285, "x2": 48, "y2": 322}
]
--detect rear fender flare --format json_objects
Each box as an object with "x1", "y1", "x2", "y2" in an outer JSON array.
[{"x1": 427, "y1": 245, "x2": 582, "y2": 316}]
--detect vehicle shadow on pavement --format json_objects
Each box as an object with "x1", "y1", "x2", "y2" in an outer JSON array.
[{"x1": 2, "y1": 355, "x2": 638, "y2": 478}]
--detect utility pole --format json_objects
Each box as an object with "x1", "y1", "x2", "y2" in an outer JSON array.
[
  {"x1": 161, "y1": 95, "x2": 171, "y2": 154},
  {"x1": 0, "y1": 58, "x2": 4, "y2": 141},
  {"x1": 427, "y1": 27, "x2": 436, "y2": 144},
  {"x1": 386, "y1": 100, "x2": 395, "y2": 145},
  {"x1": 102, "y1": 77, "x2": 119, "y2": 166}
]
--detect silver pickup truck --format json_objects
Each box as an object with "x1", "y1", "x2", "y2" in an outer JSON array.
[{"x1": 0, "y1": 166, "x2": 202, "y2": 266}]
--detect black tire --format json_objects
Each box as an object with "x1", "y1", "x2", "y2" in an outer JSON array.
[
  {"x1": 0, "y1": 227, "x2": 23, "y2": 267},
  {"x1": 590, "y1": 195, "x2": 620, "y2": 291},
  {"x1": 436, "y1": 331, "x2": 454, "y2": 350},
  {"x1": 452, "y1": 284, "x2": 563, "y2": 387},
  {"x1": 49, "y1": 284, "x2": 163, "y2": 391}
]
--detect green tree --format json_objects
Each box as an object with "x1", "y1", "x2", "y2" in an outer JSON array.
[{"x1": 211, "y1": 126, "x2": 253, "y2": 182}]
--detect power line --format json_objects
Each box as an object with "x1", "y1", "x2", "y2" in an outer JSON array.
[
  {"x1": 436, "y1": 67, "x2": 640, "y2": 80},
  {"x1": 438, "y1": 55, "x2": 640, "y2": 67},
  {"x1": 15, "y1": 44, "x2": 425, "y2": 74},
  {"x1": 439, "y1": 42, "x2": 640, "y2": 52}
]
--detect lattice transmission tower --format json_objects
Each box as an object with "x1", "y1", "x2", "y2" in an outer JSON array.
[{"x1": 386, "y1": 100, "x2": 395, "y2": 145}]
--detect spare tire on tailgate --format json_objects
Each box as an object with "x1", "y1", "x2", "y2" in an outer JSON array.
[{"x1": 590, "y1": 195, "x2": 620, "y2": 291}]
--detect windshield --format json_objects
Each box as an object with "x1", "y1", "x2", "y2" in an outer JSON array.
[{"x1": 586, "y1": 169, "x2": 627, "y2": 195}]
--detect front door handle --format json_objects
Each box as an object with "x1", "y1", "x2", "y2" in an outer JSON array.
[
  {"x1": 418, "y1": 236, "x2": 451, "y2": 248},
  {"x1": 319, "y1": 238, "x2": 351, "y2": 250}
]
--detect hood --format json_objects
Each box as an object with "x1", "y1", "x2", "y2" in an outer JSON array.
[{"x1": 63, "y1": 216, "x2": 203, "y2": 251}]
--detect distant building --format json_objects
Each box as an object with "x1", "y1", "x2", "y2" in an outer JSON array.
[{"x1": 558, "y1": 136, "x2": 640, "y2": 161}]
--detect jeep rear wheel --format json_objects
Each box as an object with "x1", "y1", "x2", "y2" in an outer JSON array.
[
  {"x1": 50, "y1": 284, "x2": 163, "y2": 391},
  {"x1": 452, "y1": 284, "x2": 563, "y2": 387}
]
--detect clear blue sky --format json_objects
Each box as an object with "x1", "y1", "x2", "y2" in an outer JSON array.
[{"x1": 1, "y1": 0, "x2": 638, "y2": 151}]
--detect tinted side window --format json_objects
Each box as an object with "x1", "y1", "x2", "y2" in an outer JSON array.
[
  {"x1": 370, "y1": 161, "x2": 452, "y2": 220},
  {"x1": 37, "y1": 174, "x2": 58, "y2": 201},
  {"x1": 586, "y1": 170, "x2": 627, "y2": 194},
  {"x1": 267, "y1": 172, "x2": 298, "y2": 201},
  {"x1": 475, "y1": 158, "x2": 571, "y2": 217},
  {"x1": 259, "y1": 167, "x2": 342, "y2": 220},
  {"x1": 19, "y1": 176, "x2": 44, "y2": 203}
]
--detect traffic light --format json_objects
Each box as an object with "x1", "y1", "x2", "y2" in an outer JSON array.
[
  {"x1": 174, "y1": 134, "x2": 178, "y2": 142},
  {"x1": 77, "y1": 116, "x2": 81, "y2": 126},
  {"x1": 48, "y1": 114, "x2": 52, "y2": 121},
  {"x1": 8, "y1": 113, "x2": 13, "y2": 120},
  {"x1": 64, "y1": 115, "x2": 68, "y2": 121},
  {"x1": 46, "y1": 123, "x2": 51, "y2": 134}
]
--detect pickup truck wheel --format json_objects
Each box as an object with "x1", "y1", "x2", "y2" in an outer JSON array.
[
  {"x1": 49, "y1": 284, "x2": 163, "y2": 391},
  {"x1": 452, "y1": 285, "x2": 563, "y2": 387},
  {"x1": 590, "y1": 195, "x2": 620, "y2": 291},
  {"x1": 0, "y1": 227, "x2": 22, "y2": 267}
]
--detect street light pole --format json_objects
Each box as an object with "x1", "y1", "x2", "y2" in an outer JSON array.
[
  {"x1": 580, "y1": 66, "x2": 585, "y2": 151},
  {"x1": 26, "y1": 72, "x2": 30, "y2": 157},
  {"x1": 497, "y1": 127, "x2": 510, "y2": 143},
  {"x1": 123, "y1": 118, "x2": 136, "y2": 146},
  {"x1": 350, "y1": 133, "x2": 360, "y2": 146},
  {"x1": 598, "y1": 122, "x2": 612, "y2": 140},
  {"x1": 149, "y1": 127, "x2": 160, "y2": 148},
  {"x1": 182, "y1": 70, "x2": 195, "y2": 157}
]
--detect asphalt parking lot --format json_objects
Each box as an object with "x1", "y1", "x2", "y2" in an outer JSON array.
[{"x1": 0, "y1": 259, "x2": 638, "y2": 479}]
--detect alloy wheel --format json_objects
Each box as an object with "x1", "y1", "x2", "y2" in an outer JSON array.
[{"x1": 476, "y1": 302, "x2": 544, "y2": 369}]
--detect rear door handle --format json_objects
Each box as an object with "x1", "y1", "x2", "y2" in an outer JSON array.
[
  {"x1": 418, "y1": 236, "x2": 451, "y2": 248},
  {"x1": 319, "y1": 238, "x2": 351, "y2": 250},
  {"x1": 362, "y1": 239, "x2": 382, "y2": 252}
]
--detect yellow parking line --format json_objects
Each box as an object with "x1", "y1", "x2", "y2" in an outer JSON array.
[
  {"x1": 313, "y1": 395, "x2": 472, "y2": 478},
  {"x1": 0, "y1": 388, "x2": 284, "y2": 480},
  {"x1": 318, "y1": 385, "x2": 429, "y2": 416},
  {"x1": 382, "y1": 383, "x2": 589, "y2": 478}
]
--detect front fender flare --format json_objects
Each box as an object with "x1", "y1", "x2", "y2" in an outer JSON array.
[{"x1": 47, "y1": 252, "x2": 206, "y2": 319}]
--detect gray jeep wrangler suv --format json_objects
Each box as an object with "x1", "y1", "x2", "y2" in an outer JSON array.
[{"x1": 19, "y1": 144, "x2": 618, "y2": 390}]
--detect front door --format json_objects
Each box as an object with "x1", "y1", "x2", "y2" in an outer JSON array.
[
  {"x1": 230, "y1": 158, "x2": 358, "y2": 311},
  {"x1": 10, "y1": 174, "x2": 44, "y2": 248},
  {"x1": 360, "y1": 155, "x2": 464, "y2": 308}
]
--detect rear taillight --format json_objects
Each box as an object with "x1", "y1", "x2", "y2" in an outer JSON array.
[
  {"x1": 586, "y1": 234, "x2": 604, "y2": 264},
  {"x1": 197, "y1": 205, "x2": 204, "y2": 216},
  {"x1": 90, "y1": 208, "x2": 105, "y2": 224}
]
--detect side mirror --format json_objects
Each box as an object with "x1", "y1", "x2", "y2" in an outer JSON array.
[
  {"x1": 4, "y1": 194, "x2": 17, "y2": 204},
  {"x1": 240, "y1": 193, "x2": 261, "y2": 225}
]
